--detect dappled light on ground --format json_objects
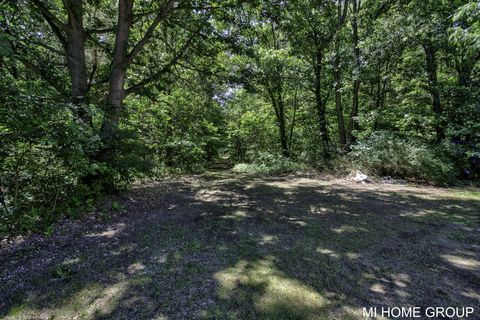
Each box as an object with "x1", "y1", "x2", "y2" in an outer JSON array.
[
  {"x1": 85, "y1": 223, "x2": 126, "y2": 239},
  {"x1": 1, "y1": 172, "x2": 479, "y2": 319},
  {"x1": 441, "y1": 253, "x2": 480, "y2": 272},
  {"x1": 215, "y1": 257, "x2": 329, "y2": 319},
  {"x1": 3, "y1": 281, "x2": 128, "y2": 320}
]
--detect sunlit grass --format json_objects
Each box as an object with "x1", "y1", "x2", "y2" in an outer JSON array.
[
  {"x1": 452, "y1": 189, "x2": 480, "y2": 200},
  {"x1": 215, "y1": 256, "x2": 329, "y2": 319},
  {"x1": 5, "y1": 281, "x2": 128, "y2": 320}
]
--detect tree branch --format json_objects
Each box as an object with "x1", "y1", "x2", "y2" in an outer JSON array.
[
  {"x1": 15, "y1": 55, "x2": 66, "y2": 94},
  {"x1": 30, "y1": 0, "x2": 68, "y2": 50},
  {"x1": 125, "y1": 36, "x2": 193, "y2": 95},
  {"x1": 29, "y1": 39, "x2": 65, "y2": 56},
  {"x1": 125, "y1": 0, "x2": 176, "y2": 67}
]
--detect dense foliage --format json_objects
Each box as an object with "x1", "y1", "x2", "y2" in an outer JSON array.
[
  {"x1": 1, "y1": 0, "x2": 479, "y2": 235},
  {"x1": 350, "y1": 131, "x2": 457, "y2": 184}
]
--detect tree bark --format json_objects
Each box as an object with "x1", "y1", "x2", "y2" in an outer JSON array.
[
  {"x1": 100, "y1": 0, "x2": 133, "y2": 146},
  {"x1": 333, "y1": 37, "x2": 347, "y2": 148},
  {"x1": 63, "y1": 0, "x2": 90, "y2": 123},
  {"x1": 100, "y1": 0, "x2": 176, "y2": 145},
  {"x1": 278, "y1": 99, "x2": 289, "y2": 157},
  {"x1": 333, "y1": 0, "x2": 348, "y2": 149},
  {"x1": 313, "y1": 48, "x2": 330, "y2": 157},
  {"x1": 267, "y1": 87, "x2": 289, "y2": 158},
  {"x1": 455, "y1": 58, "x2": 476, "y2": 109},
  {"x1": 347, "y1": 0, "x2": 361, "y2": 145},
  {"x1": 32, "y1": 0, "x2": 90, "y2": 123},
  {"x1": 423, "y1": 41, "x2": 443, "y2": 139}
]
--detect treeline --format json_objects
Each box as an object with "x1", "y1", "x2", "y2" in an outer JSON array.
[
  {"x1": 0, "y1": 0, "x2": 479, "y2": 234},
  {"x1": 222, "y1": 0, "x2": 479, "y2": 161}
]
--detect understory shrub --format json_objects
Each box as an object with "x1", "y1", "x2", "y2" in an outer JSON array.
[
  {"x1": 0, "y1": 103, "x2": 103, "y2": 235},
  {"x1": 233, "y1": 152, "x2": 307, "y2": 174},
  {"x1": 108, "y1": 127, "x2": 156, "y2": 189},
  {"x1": 163, "y1": 139, "x2": 206, "y2": 173},
  {"x1": 350, "y1": 131, "x2": 457, "y2": 184}
]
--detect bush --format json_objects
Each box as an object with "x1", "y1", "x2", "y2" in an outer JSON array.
[
  {"x1": 107, "y1": 127, "x2": 156, "y2": 189},
  {"x1": 0, "y1": 103, "x2": 102, "y2": 235},
  {"x1": 163, "y1": 139, "x2": 206, "y2": 173},
  {"x1": 232, "y1": 163, "x2": 269, "y2": 174},
  {"x1": 350, "y1": 131, "x2": 457, "y2": 184},
  {"x1": 233, "y1": 152, "x2": 307, "y2": 174}
]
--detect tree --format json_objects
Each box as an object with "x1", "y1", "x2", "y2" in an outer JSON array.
[
  {"x1": 3, "y1": 0, "x2": 213, "y2": 187},
  {"x1": 284, "y1": 0, "x2": 337, "y2": 157}
]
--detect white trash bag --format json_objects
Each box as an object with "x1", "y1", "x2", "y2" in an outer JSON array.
[{"x1": 353, "y1": 170, "x2": 368, "y2": 183}]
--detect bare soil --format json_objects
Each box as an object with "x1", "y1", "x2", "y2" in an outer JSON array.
[{"x1": 1, "y1": 171, "x2": 479, "y2": 319}]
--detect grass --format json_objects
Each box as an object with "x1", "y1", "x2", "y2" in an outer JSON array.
[
  {"x1": 215, "y1": 257, "x2": 329, "y2": 319},
  {"x1": 453, "y1": 188, "x2": 480, "y2": 200},
  {"x1": 1, "y1": 171, "x2": 479, "y2": 319}
]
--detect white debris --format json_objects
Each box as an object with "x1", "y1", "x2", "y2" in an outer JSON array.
[{"x1": 353, "y1": 170, "x2": 368, "y2": 183}]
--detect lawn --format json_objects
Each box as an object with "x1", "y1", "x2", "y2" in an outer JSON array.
[{"x1": 1, "y1": 171, "x2": 479, "y2": 319}]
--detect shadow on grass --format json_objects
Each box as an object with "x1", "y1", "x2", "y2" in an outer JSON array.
[{"x1": 0, "y1": 173, "x2": 479, "y2": 319}]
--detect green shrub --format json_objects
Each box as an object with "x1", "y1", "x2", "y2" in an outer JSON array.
[
  {"x1": 233, "y1": 152, "x2": 307, "y2": 174},
  {"x1": 0, "y1": 103, "x2": 103, "y2": 235},
  {"x1": 163, "y1": 139, "x2": 206, "y2": 173},
  {"x1": 350, "y1": 131, "x2": 457, "y2": 184},
  {"x1": 107, "y1": 127, "x2": 156, "y2": 189},
  {"x1": 232, "y1": 163, "x2": 269, "y2": 174}
]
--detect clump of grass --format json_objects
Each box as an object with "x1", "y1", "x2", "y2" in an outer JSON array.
[
  {"x1": 233, "y1": 163, "x2": 269, "y2": 174},
  {"x1": 233, "y1": 152, "x2": 308, "y2": 174}
]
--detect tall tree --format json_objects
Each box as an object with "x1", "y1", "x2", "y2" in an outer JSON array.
[
  {"x1": 347, "y1": 0, "x2": 361, "y2": 144},
  {"x1": 333, "y1": 0, "x2": 349, "y2": 148},
  {"x1": 29, "y1": 0, "x2": 90, "y2": 122},
  {"x1": 284, "y1": 0, "x2": 337, "y2": 157},
  {"x1": 6, "y1": 0, "x2": 207, "y2": 187}
]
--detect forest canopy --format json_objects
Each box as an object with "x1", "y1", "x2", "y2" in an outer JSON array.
[{"x1": 0, "y1": 0, "x2": 479, "y2": 235}]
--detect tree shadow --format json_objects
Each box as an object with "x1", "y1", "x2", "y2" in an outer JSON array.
[{"x1": 0, "y1": 173, "x2": 478, "y2": 319}]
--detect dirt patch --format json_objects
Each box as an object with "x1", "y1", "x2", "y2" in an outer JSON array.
[{"x1": 1, "y1": 171, "x2": 479, "y2": 319}]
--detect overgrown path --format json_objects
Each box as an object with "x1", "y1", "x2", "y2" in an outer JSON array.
[{"x1": 1, "y1": 171, "x2": 479, "y2": 319}]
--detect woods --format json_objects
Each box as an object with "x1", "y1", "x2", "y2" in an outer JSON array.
[
  {"x1": 0, "y1": 0, "x2": 479, "y2": 234},
  {"x1": 1, "y1": 2, "x2": 480, "y2": 319}
]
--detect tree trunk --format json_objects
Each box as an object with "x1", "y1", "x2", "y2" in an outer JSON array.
[
  {"x1": 348, "y1": 80, "x2": 360, "y2": 142},
  {"x1": 63, "y1": 0, "x2": 90, "y2": 124},
  {"x1": 33, "y1": 0, "x2": 90, "y2": 123},
  {"x1": 456, "y1": 62, "x2": 474, "y2": 113},
  {"x1": 268, "y1": 87, "x2": 289, "y2": 158},
  {"x1": 457, "y1": 66, "x2": 472, "y2": 88},
  {"x1": 100, "y1": 0, "x2": 133, "y2": 146},
  {"x1": 313, "y1": 48, "x2": 330, "y2": 158},
  {"x1": 288, "y1": 88, "x2": 298, "y2": 152},
  {"x1": 372, "y1": 76, "x2": 387, "y2": 131},
  {"x1": 334, "y1": 0, "x2": 348, "y2": 149},
  {"x1": 333, "y1": 36, "x2": 347, "y2": 148},
  {"x1": 277, "y1": 97, "x2": 289, "y2": 157},
  {"x1": 87, "y1": 0, "x2": 133, "y2": 192},
  {"x1": 347, "y1": 0, "x2": 361, "y2": 145},
  {"x1": 423, "y1": 41, "x2": 443, "y2": 139}
]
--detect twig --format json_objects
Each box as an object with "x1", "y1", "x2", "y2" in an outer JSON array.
[{"x1": 52, "y1": 185, "x2": 60, "y2": 215}]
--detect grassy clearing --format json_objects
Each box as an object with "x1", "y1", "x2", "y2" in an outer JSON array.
[{"x1": 1, "y1": 172, "x2": 479, "y2": 319}]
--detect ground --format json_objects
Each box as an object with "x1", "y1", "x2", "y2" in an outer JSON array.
[{"x1": 0, "y1": 171, "x2": 479, "y2": 320}]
